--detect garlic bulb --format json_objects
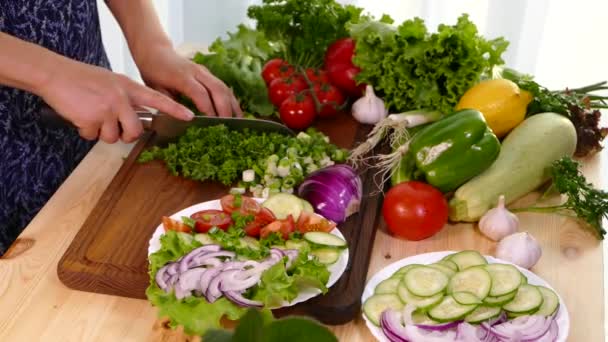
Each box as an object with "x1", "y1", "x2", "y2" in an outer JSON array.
[
  {"x1": 478, "y1": 195, "x2": 518, "y2": 241},
  {"x1": 351, "y1": 85, "x2": 388, "y2": 124},
  {"x1": 496, "y1": 232, "x2": 542, "y2": 269}
]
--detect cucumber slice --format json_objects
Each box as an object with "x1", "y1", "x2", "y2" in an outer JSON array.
[
  {"x1": 449, "y1": 250, "x2": 488, "y2": 270},
  {"x1": 485, "y1": 264, "x2": 523, "y2": 297},
  {"x1": 411, "y1": 311, "x2": 440, "y2": 325},
  {"x1": 448, "y1": 267, "x2": 492, "y2": 300},
  {"x1": 362, "y1": 294, "x2": 404, "y2": 326},
  {"x1": 428, "y1": 295, "x2": 478, "y2": 322},
  {"x1": 428, "y1": 263, "x2": 456, "y2": 277},
  {"x1": 194, "y1": 233, "x2": 215, "y2": 245},
  {"x1": 453, "y1": 291, "x2": 482, "y2": 305},
  {"x1": 301, "y1": 199, "x2": 314, "y2": 213},
  {"x1": 239, "y1": 236, "x2": 260, "y2": 250},
  {"x1": 285, "y1": 240, "x2": 309, "y2": 251},
  {"x1": 397, "y1": 281, "x2": 444, "y2": 310},
  {"x1": 404, "y1": 266, "x2": 449, "y2": 297},
  {"x1": 520, "y1": 272, "x2": 529, "y2": 285},
  {"x1": 483, "y1": 291, "x2": 517, "y2": 306},
  {"x1": 502, "y1": 284, "x2": 543, "y2": 314},
  {"x1": 374, "y1": 277, "x2": 401, "y2": 295},
  {"x1": 303, "y1": 232, "x2": 347, "y2": 248},
  {"x1": 393, "y1": 264, "x2": 423, "y2": 277},
  {"x1": 464, "y1": 305, "x2": 502, "y2": 323},
  {"x1": 535, "y1": 286, "x2": 560, "y2": 316},
  {"x1": 438, "y1": 260, "x2": 459, "y2": 272},
  {"x1": 262, "y1": 193, "x2": 304, "y2": 220},
  {"x1": 310, "y1": 248, "x2": 340, "y2": 265}
]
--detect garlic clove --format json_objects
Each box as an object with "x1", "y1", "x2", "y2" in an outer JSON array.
[
  {"x1": 351, "y1": 85, "x2": 388, "y2": 124},
  {"x1": 478, "y1": 195, "x2": 519, "y2": 241},
  {"x1": 495, "y1": 232, "x2": 542, "y2": 269}
]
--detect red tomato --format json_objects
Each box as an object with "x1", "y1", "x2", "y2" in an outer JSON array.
[
  {"x1": 268, "y1": 76, "x2": 308, "y2": 107},
  {"x1": 220, "y1": 194, "x2": 261, "y2": 215},
  {"x1": 305, "y1": 68, "x2": 330, "y2": 84},
  {"x1": 312, "y1": 82, "x2": 346, "y2": 118},
  {"x1": 260, "y1": 215, "x2": 295, "y2": 240},
  {"x1": 324, "y1": 38, "x2": 356, "y2": 67},
  {"x1": 279, "y1": 93, "x2": 317, "y2": 130},
  {"x1": 262, "y1": 58, "x2": 295, "y2": 85},
  {"x1": 244, "y1": 207, "x2": 276, "y2": 238},
  {"x1": 191, "y1": 209, "x2": 233, "y2": 233},
  {"x1": 382, "y1": 181, "x2": 448, "y2": 241},
  {"x1": 162, "y1": 216, "x2": 191, "y2": 233},
  {"x1": 296, "y1": 212, "x2": 336, "y2": 233},
  {"x1": 327, "y1": 63, "x2": 365, "y2": 97}
]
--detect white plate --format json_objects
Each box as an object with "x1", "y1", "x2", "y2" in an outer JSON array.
[
  {"x1": 361, "y1": 251, "x2": 570, "y2": 342},
  {"x1": 148, "y1": 198, "x2": 349, "y2": 309}
]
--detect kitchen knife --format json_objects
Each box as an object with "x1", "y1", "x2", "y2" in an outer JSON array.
[{"x1": 38, "y1": 104, "x2": 295, "y2": 138}]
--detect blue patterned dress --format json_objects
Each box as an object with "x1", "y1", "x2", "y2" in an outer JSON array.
[{"x1": 0, "y1": 1, "x2": 109, "y2": 254}]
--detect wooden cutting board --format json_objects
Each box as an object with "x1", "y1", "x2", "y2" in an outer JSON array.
[{"x1": 57, "y1": 114, "x2": 385, "y2": 325}]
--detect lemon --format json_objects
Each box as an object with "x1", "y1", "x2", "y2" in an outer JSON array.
[{"x1": 456, "y1": 79, "x2": 533, "y2": 138}]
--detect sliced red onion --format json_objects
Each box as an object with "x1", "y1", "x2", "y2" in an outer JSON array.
[
  {"x1": 380, "y1": 309, "x2": 409, "y2": 342},
  {"x1": 174, "y1": 268, "x2": 208, "y2": 299},
  {"x1": 155, "y1": 264, "x2": 170, "y2": 291},
  {"x1": 187, "y1": 251, "x2": 236, "y2": 269},
  {"x1": 283, "y1": 249, "x2": 299, "y2": 269},
  {"x1": 482, "y1": 315, "x2": 555, "y2": 341},
  {"x1": 220, "y1": 270, "x2": 261, "y2": 292},
  {"x1": 535, "y1": 320, "x2": 559, "y2": 342},
  {"x1": 416, "y1": 320, "x2": 462, "y2": 332},
  {"x1": 206, "y1": 272, "x2": 224, "y2": 303},
  {"x1": 298, "y1": 164, "x2": 362, "y2": 223},
  {"x1": 456, "y1": 322, "x2": 483, "y2": 342},
  {"x1": 166, "y1": 262, "x2": 179, "y2": 275},
  {"x1": 269, "y1": 248, "x2": 285, "y2": 262},
  {"x1": 178, "y1": 245, "x2": 223, "y2": 272},
  {"x1": 199, "y1": 268, "x2": 222, "y2": 295},
  {"x1": 224, "y1": 291, "x2": 263, "y2": 308},
  {"x1": 190, "y1": 257, "x2": 223, "y2": 269}
]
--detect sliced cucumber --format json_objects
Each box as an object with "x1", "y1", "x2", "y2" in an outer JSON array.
[
  {"x1": 438, "y1": 259, "x2": 459, "y2": 272},
  {"x1": 448, "y1": 267, "x2": 492, "y2": 300},
  {"x1": 303, "y1": 232, "x2": 347, "y2": 248},
  {"x1": 262, "y1": 193, "x2": 304, "y2": 220},
  {"x1": 449, "y1": 250, "x2": 488, "y2": 270},
  {"x1": 310, "y1": 248, "x2": 340, "y2": 265},
  {"x1": 194, "y1": 233, "x2": 215, "y2": 245},
  {"x1": 452, "y1": 291, "x2": 482, "y2": 305},
  {"x1": 411, "y1": 311, "x2": 440, "y2": 325},
  {"x1": 428, "y1": 295, "x2": 478, "y2": 322},
  {"x1": 301, "y1": 199, "x2": 314, "y2": 213},
  {"x1": 285, "y1": 240, "x2": 309, "y2": 251},
  {"x1": 362, "y1": 294, "x2": 404, "y2": 326},
  {"x1": 464, "y1": 305, "x2": 502, "y2": 323},
  {"x1": 393, "y1": 264, "x2": 423, "y2": 277},
  {"x1": 404, "y1": 266, "x2": 449, "y2": 297},
  {"x1": 483, "y1": 291, "x2": 517, "y2": 306},
  {"x1": 240, "y1": 236, "x2": 260, "y2": 250},
  {"x1": 374, "y1": 277, "x2": 401, "y2": 295},
  {"x1": 520, "y1": 273, "x2": 529, "y2": 285},
  {"x1": 485, "y1": 264, "x2": 523, "y2": 297},
  {"x1": 502, "y1": 284, "x2": 543, "y2": 314},
  {"x1": 428, "y1": 263, "x2": 456, "y2": 277},
  {"x1": 397, "y1": 281, "x2": 443, "y2": 310},
  {"x1": 535, "y1": 286, "x2": 560, "y2": 316},
  {"x1": 177, "y1": 232, "x2": 195, "y2": 245}
]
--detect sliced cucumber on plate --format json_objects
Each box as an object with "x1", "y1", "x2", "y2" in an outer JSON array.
[
  {"x1": 304, "y1": 232, "x2": 347, "y2": 248},
  {"x1": 310, "y1": 248, "x2": 341, "y2": 265},
  {"x1": 262, "y1": 193, "x2": 304, "y2": 220},
  {"x1": 362, "y1": 294, "x2": 404, "y2": 326}
]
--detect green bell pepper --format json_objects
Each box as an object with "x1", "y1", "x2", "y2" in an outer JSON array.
[{"x1": 392, "y1": 109, "x2": 500, "y2": 192}]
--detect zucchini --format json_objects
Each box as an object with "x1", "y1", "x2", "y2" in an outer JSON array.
[
  {"x1": 374, "y1": 277, "x2": 401, "y2": 295},
  {"x1": 449, "y1": 113, "x2": 577, "y2": 221},
  {"x1": 403, "y1": 266, "x2": 449, "y2": 297},
  {"x1": 362, "y1": 294, "x2": 403, "y2": 326}
]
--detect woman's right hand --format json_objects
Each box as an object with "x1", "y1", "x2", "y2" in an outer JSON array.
[{"x1": 37, "y1": 58, "x2": 194, "y2": 143}]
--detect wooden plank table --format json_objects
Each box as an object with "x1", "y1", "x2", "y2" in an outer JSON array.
[{"x1": 0, "y1": 134, "x2": 605, "y2": 341}]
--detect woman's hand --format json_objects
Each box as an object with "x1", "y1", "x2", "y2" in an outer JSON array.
[
  {"x1": 135, "y1": 45, "x2": 243, "y2": 118},
  {"x1": 37, "y1": 58, "x2": 194, "y2": 143}
]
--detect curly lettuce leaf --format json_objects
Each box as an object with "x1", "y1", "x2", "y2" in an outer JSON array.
[{"x1": 351, "y1": 14, "x2": 508, "y2": 114}]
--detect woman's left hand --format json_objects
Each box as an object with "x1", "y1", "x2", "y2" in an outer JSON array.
[{"x1": 135, "y1": 45, "x2": 242, "y2": 117}]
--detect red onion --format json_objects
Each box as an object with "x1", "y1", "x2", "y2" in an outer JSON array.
[
  {"x1": 298, "y1": 164, "x2": 362, "y2": 223},
  {"x1": 224, "y1": 291, "x2": 263, "y2": 308},
  {"x1": 482, "y1": 315, "x2": 558, "y2": 341},
  {"x1": 380, "y1": 310, "x2": 410, "y2": 342}
]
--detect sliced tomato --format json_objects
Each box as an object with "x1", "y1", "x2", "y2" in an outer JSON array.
[
  {"x1": 220, "y1": 194, "x2": 261, "y2": 215},
  {"x1": 296, "y1": 212, "x2": 336, "y2": 233},
  {"x1": 162, "y1": 216, "x2": 192, "y2": 233},
  {"x1": 260, "y1": 215, "x2": 295, "y2": 240},
  {"x1": 191, "y1": 209, "x2": 233, "y2": 233},
  {"x1": 244, "y1": 207, "x2": 276, "y2": 238}
]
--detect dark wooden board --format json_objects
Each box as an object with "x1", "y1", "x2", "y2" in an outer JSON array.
[{"x1": 57, "y1": 114, "x2": 384, "y2": 325}]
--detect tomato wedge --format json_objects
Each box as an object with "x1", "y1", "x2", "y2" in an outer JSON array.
[
  {"x1": 191, "y1": 209, "x2": 233, "y2": 233},
  {"x1": 244, "y1": 207, "x2": 276, "y2": 238},
  {"x1": 161, "y1": 216, "x2": 192, "y2": 233},
  {"x1": 260, "y1": 215, "x2": 295, "y2": 240},
  {"x1": 220, "y1": 194, "x2": 261, "y2": 215},
  {"x1": 296, "y1": 211, "x2": 336, "y2": 233}
]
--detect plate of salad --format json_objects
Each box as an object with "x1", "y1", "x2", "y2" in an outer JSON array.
[
  {"x1": 146, "y1": 193, "x2": 349, "y2": 335},
  {"x1": 361, "y1": 250, "x2": 569, "y2": 342}
]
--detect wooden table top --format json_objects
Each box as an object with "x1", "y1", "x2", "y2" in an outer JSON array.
[{"x1": 0, "y1": 137, "x2": 605, "y2": 341}]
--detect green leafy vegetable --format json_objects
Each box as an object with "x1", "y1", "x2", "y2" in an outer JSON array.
[
  {"x1": 350, "y1": 14, "x2": 508, "y2": 114},
  {"x1": 512, "y1": 157, "x2": 608, "y2": 239},
  {"x1": 189, "y1": 24, "x2": 278, "y2": 116},
  {"x1": 247, "y1": 0, "x2": 366, "y2": 67}
]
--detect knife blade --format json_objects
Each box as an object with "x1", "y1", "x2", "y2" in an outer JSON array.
[{"x1": 38, "y1": 104, "x2": 295, "y2": 138}]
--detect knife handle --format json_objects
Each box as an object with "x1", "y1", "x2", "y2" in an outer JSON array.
[{"x1": 39, "y1": 103, "x2": 155, "y2": 130}]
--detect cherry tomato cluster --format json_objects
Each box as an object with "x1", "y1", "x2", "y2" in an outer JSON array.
[{"x1": 262, "y1": 59, "x2": 347, "y2": 130}]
